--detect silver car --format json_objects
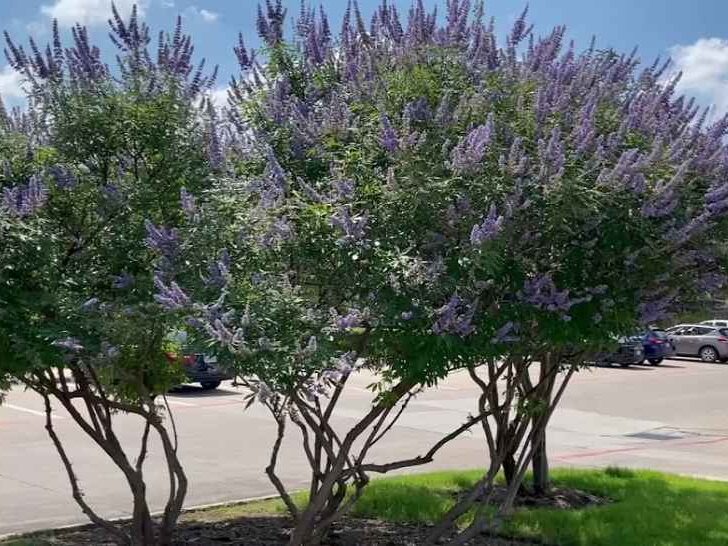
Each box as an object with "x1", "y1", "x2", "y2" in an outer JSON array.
[{"x1": 666, "y1": 324, "x2": 728, "y2": 362}]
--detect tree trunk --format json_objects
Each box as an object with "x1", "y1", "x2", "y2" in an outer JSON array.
[
  {"x1": 130, "y1": 485, "x2": 155, "y2": 546},
  {"x1": 530, "y1": 352, "x2": 557, "y2": 496},
  {"x1": 531, "y1": 435, "x2": 549, "y2": 496},
  {"x1": 503, "y1": 452, "x2": 517, "y2": 486}
]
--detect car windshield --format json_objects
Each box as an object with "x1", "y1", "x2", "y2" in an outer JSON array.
[{"x1": 720, "y1": 329, "x2": 728, "y2": 337}]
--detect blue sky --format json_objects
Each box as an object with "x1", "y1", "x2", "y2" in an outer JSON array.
[{"x1": 2, "y1": 0, "x2": 728, "y2": 113}]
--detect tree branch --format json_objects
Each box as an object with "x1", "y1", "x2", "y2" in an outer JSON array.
[{"x1": 42, "y1": 394, "x2": 130, "y2": 545}]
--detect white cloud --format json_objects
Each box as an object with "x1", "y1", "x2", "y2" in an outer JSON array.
[
  {"x1": 40, "y1": 0, "x2": 146, "y2": 28},
  {"x1": 0, "y1": 65, "x2": 26, "y2": 102},
  {"x1": 208, "y1": 86, "x2": 229, "y2": 109},
  {"x1": 162, "y1": 0, "x2": 175, "y2": 7},
  {"x1": 184, "y1": 6, "x2": 219, "y2": 23},
  {"x1": 199, "y1": 8, "x2": 218, "y2": 23},
  {"x1": 670, "y1": 38, "x2": 728, "y2": 117}
]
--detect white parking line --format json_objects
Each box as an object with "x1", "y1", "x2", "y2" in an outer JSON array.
[{"x1": 1, "y1": 404, "x2": 65, "y2": 419}]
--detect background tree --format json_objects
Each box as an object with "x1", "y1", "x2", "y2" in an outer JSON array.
[{"x1": 0, "y1": 7, "x2": 217, "y2": 545}]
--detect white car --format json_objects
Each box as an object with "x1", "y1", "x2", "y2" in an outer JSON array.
[{"x1": 701, "y1": 319, "x2": 728, "y2": 328}]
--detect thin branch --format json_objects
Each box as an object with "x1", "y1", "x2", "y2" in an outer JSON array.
[
  {"x1": 369, "y1": 387, "x2": 421, "y2": 447},
  {"x1": 265, "y1": 413, "x2": 301, "y2": 520},
  {"x1": 42, "y1": 394, "x2": 130, "y2": 545},
  {"x1": 135, "y1": 420, "x2": 151, "y2": 474},
  {"x1": 350, "y1": 410, "x2": 490, "y2": 476},
  {"x1": 162, "y1": 394, "x2": 179, "y2": 453},
  {"x1": 289, "y1": 408, "x2": 319, "y2": 475}
]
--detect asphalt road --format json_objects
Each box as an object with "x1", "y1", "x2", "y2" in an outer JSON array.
[{"x1": 3, "y1": 357, "x2": 728, "y2": 537}]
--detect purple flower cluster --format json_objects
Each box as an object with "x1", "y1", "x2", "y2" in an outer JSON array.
[
  {"x1": 200, "y1": 317, "x2": 245, "y2": 351},
  {"x1": 48, "y1": 165, "x2": 77, "y2": 189},
  {"x1": 432, "y1": 295, "x2": 478, "y2": 337},
  {"x1": 259, "y1": 217, "x2": 295, "y2": 249},
  {"x1": 446, "y1": 196, "x2": 472, "y2": 227},
  {"x1": 144, "y1": 220, "x2": 179, "y2": 257},
  {"x1": 297, "y1": 3, "x2": 331, "y2": 66},
  {"x1": 520, "y1": 274, "x2": 573, "y2": 317},
  {"x1": 180, "y1": 187, "x2": 198, "y2": 222},
  {"x1": 380, "y1": 114, "x2": 399, "y2": 153},
  {"x1": 6, "y1": 4, "x2": 216, "y2": 103},
  {"x1": 329, "y1": 307, "x2": 366, "y2": 331},
  {"x1": 249, "y1": 152, "x2": 287, "y2": 209},
  {"x1": 153, "y1": 275, "x2": 190, "y2": 310},
  {"x1": 492, "y1": 321, "x2": 519, "y2": 343},
  {"x1": 331, "y1": 206, "x2": 368, "y2": 245},
  {"x1": 256, "y1": 0, "x2": 287, "y2": 47},
  {"x1": 205, "y1": 249, "x2": 231, "y2": 288},
  {"x1": 2, "y1": 176, "x2": 47, "y2": 218},
  {"x1": 641, "y1": 162, "x2": 689, "y2": 218},
  {"x1": 449, "y1": 115, "x2": 495, "y2": 174},
  {"x1": 470, "y1": 204, "x2": 504, "y2": 245}
]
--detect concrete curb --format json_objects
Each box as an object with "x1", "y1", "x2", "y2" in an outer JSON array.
[{"x1": 0, "y1": 493, "x2": 282, "y2": 542}]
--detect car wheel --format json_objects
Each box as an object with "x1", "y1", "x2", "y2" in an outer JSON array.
[
  {"x1": 699, "y1": 346, "x2": 719, "y2": 363},
  {"x1": 648, "y1": 358, "x2": 663, "y2": 366},
  {"x1": 200, "y1": 380, "x2": 221, "y2": 390}
]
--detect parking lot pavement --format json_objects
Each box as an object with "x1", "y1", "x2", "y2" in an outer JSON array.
[{"x1": 3, "y1": 357, "x2": 728, "y2": 536}]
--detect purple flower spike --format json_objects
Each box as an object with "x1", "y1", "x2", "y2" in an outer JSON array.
[
  {"x1": 49, "y1": 165, "x2": 77, "y2": 189},
  {"x1": 449, "y1": 114, "x2": 495, "y2": 174},
  {"x1": 432, "y1": 295, "x2": 478, "y2": 337},
  {"x1": 2, "y1": 175, "x2": 48, "y2": 218},
  {"x1": 331, "y1": 206, "x2": 368, "y2": 244},
  {"x1": 331, "y1": 307, "x2": 365, "y2": 330},
  {"x1": 144, "y1": 220, "x2": 180, "y2": 258},
  {"x1": 180, "y1": 187, "x2": 198, "y2": 221},
  {"x1": 470, "y1": 204, "x2": 504, "y2": 245},
  {"x1": 521, "y1": 273, "x2": 573, "y2": 313},
  {"x1": 492, "y1": 321, "x2": 517, "y2": 343},
  {"x1": 380, "y1": 114, "x2": 399, "y2": 152},
  {"x1": 153, "y1": 275, "x2": 190, "y2": 310},
  {"x1": 205, "y1": 248, "x2": 231, "y2": 288}
]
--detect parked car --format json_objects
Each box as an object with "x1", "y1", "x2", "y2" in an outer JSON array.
[
  {"x1": 164, "y1": 352, "x2": 233, "y2": 390},
  {"x1": 701, "y1": 319, "x2": 728, "y2": 328},
  {"x1": 596, "y1": 338, "x2": 645, "y2": 367},
  {"x1": 627, "y1": 330, "x2": 675, "y2": 365},
  {"x1": 164, "y1": 329, "x2": 233, "y2": 390},
  {"x1": 666, "y1": 324, "x2": 728, "y2": 362}
]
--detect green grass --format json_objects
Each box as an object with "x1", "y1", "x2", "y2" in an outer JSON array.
[
  {"x1": 351, "y1": 469, "x2": 483, "y2": 523},
  {"x1": 353, "y1": 467, "x2": 728, "y2": 546},
  {"x1": 5, "y1": 468, "x2": 728, "y2": 545},
  {"x1": 507, "y1": 468, "x2": 728, "y2": 546}
]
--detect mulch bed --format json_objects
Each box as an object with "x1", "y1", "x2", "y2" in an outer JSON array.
[
  {"x1": 14, "y1": 516, "x2": 539, "y2": 545},
  {"x1": 14, "y1": 487, "x2": 608, "y2": 545},
  {"x1": 490, "y1": 485, "x2": 610, "y2": 511}
]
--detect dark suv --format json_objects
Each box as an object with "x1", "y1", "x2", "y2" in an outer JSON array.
[
  {"x1": 165, "y1": 352, "x2": 233, "y2": 390},
  {"x1": 628, "y1": 330, "x2": 675, "y2": 365},
  {"x1": 596, "y1": 338, "x2": 645, "y2": 367}
]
